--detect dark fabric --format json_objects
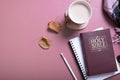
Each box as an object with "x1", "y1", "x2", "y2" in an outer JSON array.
[
  {"x1": 113, "y1": 0, "x2": 120, "y2": 27},
  {"x1": 103, "y1": 0, "x2": 120, "y2": 27},
  {"x1": 103, "y1": 0, "x2": 120, "y2": 44}
]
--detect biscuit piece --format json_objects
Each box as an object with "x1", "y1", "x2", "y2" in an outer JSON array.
[
  {"x1": 38, "y1": 36, "x2": 51, "y2": 49},
  {"x1": 48, "y1": 21, "x2": 62, "y2": 33}
]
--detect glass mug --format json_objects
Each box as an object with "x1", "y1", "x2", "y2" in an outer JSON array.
[{"x1": 65, "y1": 0, "x2": 92, "y2": 30}]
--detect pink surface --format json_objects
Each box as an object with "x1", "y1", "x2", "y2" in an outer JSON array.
[{"x1": 0, "y1": 0, "x2": 120, "y2": 80}]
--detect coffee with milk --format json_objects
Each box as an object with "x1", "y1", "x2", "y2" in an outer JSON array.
[{"x1": 65, "y1": 0, "x2": 92, "y2": 30}]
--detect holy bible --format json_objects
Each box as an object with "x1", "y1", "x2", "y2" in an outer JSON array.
[{"x1": 80, "y1": 29, "x2": 117, "y2": 76}]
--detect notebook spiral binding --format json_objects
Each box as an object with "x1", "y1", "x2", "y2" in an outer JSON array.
[{"x1": 69, "y1": 41, "x2": 88, "y2": 80}]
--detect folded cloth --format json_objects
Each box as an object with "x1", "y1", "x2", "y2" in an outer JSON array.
[
  {"x1": 103, "y1": 0, "x2": 120, "y2": 27},
  {"x1": 103, "y1": 0, "x2": 120, "y2": 44}
]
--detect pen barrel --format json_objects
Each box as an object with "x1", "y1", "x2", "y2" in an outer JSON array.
[{"x1": 60, "y1": 53, "x2": 77, "y2": 80}]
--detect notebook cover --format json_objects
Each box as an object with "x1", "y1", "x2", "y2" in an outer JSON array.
[
  {"x1": 80, "y1": 29, "x2": 117, "y2": 76},
  {"x1": 69, "y1": 37, "x2": 87, "y2": 80}
]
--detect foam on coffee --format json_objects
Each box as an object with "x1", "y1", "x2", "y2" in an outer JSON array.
[{"x1": 68, "y1": 1, "x2": 91, "y2": 24}]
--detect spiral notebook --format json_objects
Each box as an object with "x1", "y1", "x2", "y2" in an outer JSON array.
[{"x1": 69, "y1": 32, "x2": 120, "y2": 80}]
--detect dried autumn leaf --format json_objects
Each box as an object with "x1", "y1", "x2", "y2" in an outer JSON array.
[
  {"x1": 48, "y1": 21, "x2": 62, "y2": 33},
  {"x1": 38, "y1": 36, "x2": 51, "y2": 49}
]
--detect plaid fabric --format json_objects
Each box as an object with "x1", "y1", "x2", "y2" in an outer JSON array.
[{"x1": 104, "y1": 0, "x2": 120, "y2": 27}]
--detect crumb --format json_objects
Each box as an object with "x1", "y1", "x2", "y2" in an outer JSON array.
[
  {"x1": 48, "y1": 21, "x2": 62, "y2": 33},
  {"x1": 38, "y1": 36, "x2": 51, "y2": 49}
]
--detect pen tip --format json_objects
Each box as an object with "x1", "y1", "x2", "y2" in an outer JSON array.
[{"x1": 60, "y1": 53, "x2": 63, "y2": 56}]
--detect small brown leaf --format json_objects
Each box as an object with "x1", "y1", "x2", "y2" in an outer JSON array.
[
  {"x1": 48, "y1": 21, "x2": 62, "y2": 33},
  {"x1": 38, "y1": 36, "x2": 51, "y2": 49}
]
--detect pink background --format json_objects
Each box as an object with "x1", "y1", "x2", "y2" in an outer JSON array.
[{"x1": 0, "y1": 0, "x2": 120, "y2": 80}]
